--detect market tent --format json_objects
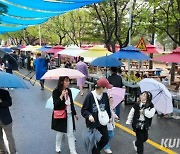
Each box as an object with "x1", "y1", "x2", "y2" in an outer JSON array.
[
  {"x1": 46, "y1": 45, "x2": 65, "y2": 54},
  {"x1": 153, "y1": 47, "x2": 180, "y2": 63}
]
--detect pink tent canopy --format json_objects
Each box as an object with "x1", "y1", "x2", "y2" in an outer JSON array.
[
  {"x1": 153, "y1": 47, "x2": 180, "y2": 63},
  {"x1": 139, "y1": 44, "x2": 161, "y2": 54},
  {"x1": 46, "y1": 45, "x2": 65, "y2": 54}
]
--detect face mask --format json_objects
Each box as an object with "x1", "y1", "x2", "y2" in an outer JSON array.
[{"x1": 103, "y1": 88, "x2": 107, "y2": 92}]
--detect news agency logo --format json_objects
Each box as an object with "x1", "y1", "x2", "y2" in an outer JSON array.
[{"x1": 161, "y1": 138, "x2": 180, "y2": 148}]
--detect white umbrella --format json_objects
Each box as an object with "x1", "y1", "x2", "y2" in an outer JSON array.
[
  {"x1": 57, "y1": 45, "x2": 85, "y2": 57},
  {"x1": 139, "y1": 78, "x2": 173, "y2": 114}
]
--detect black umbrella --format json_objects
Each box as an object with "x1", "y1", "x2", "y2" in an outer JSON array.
[{"x1": 2, "y1": 54, "x2": 18, "y2": 70}]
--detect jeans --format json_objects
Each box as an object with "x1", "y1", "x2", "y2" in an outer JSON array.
[
  {"x1": 56, "y1": 113, "x2": 77, "y2": 154},
  {"x1": 135, "y1": 129, "x2": 148, "y2": 154},
  {"x1": 115, "y1": 103, "x2": 121, "y2": 118},
  {"x1": 40, "y1": 80, "x2": 45, "y2": 89},
  {"x1": 0, "y1": 121, "x2": 16, "y2": 154},
  {"x1": 92, "y1": 125, "x2": 109, "y2": 154},
  {"x1": 103, "y1": 130, "x2": 114, "y2": 150}
]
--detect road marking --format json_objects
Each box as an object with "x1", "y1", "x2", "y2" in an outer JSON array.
[{"x1": 15, "y1": 71, "x2": 177, "y2": 154}]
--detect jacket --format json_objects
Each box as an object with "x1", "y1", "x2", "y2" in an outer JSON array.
[
  {"x1": 108, "y1": 74, "x2": 123, "y2": 88},
  {"x1": 51, "y1": 88, "x2": 77, "y2": 133},
  {"x1": 0, "y1": 89, "x2": 12, "y2": 125},
  {"x1": 126, "y1": 102, "x2": 155, "y2": 131},
  {"x1": 81, "y1": 92, "x2": 111, "y2": 129}
]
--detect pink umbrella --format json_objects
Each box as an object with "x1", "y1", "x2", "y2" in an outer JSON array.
[
  {"x1": 153, "y1": 47, "x2": 180, "y2": 63},
  {"x1": 107, "y1": 87, "x2": 126, "y2": 109},
  {"x1": 41, "y1": 68, "x2": 85, "y2": 80},
  {"x1": 46, "y1": 45, "x2": 65, "y2": 54}
]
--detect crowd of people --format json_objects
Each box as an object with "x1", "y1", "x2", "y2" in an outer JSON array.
[{"x1": 0, "y1": 49, "x2": 158, "y2": 154}]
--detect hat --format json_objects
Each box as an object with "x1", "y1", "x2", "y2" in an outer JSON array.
[{"x1": 97, "y1": 78, "x2": 113, "y2": 89}]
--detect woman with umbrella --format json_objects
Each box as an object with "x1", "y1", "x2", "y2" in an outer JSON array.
[
  {"x1": 126, "y1": 91, "x2": 156, "y2": 154},
  {"x1": 51, "y1": 76, "x2": 78, "y2": 154},
  {"x1": 81, "y1": 78, "x2": 112, "y2": 154}
]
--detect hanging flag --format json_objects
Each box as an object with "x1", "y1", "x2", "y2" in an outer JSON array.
[{"x1": 136, "y1": 37, "x2": 147, "y2": 51}]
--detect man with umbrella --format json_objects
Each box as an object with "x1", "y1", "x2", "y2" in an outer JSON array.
[
  {"x1": 108, "y1": 67, "x2": 123, "y2": 120},
  {"x1": 0, "y1": 88, "x2": 17, "y2": 154}
]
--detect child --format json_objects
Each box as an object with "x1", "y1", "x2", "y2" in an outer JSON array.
[
  {"x1": 104, "y1": 96, "x2": 119, "y2": 154},
  {"x1": 126, "y1": 91, "x2": 156, "y2": 154}
]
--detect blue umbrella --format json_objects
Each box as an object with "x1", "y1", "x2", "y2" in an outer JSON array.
[
  {"x1": 0, "y1": 48, "x2": 13, "y2": 53},
  {"x1": 38, "y1": 45, "x2": 52, "y2": 52},
  {"x1": 0, "y1": 71, "x2": 28, "y2": 88},
  {"x1": 90, "y1": 55, "x2": 123, "y2": 67},
  {"x1": 110, "y1": 46, "x2": 150, "y2": 61}
]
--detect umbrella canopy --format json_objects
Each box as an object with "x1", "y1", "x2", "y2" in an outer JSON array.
[
  {"x1": 46, "y1": 45, "x2": 65, "y2": 54},
  {"x1": 107, "y1": 87, "x2": 125, "y2": 109},
  {"x1": 90, "y1": 55, "x2": 123, "y2": 67},
  {"x1": 57, "y1": 45, "x2": 85, "y2": 57},
  {"x1": 79, "y1": 45, "x2": 112, "y2": 58},
  {"x1": 38, "y1": 45, "x2": 52, "y2": 52},
  {"x1": 110, "y1": 46, "x2": 150, "y2": 61},
  {"x1": 142, "y1": 44, "x2": 160, "y2": 54},
  {"x1": 41, "y1": 68, "x2": 85, "y2": 80},
  {"x1": 153, "y1": 47, "x2": 180, "y2": 63},
  {"x1": 0, "y1": 50, "x2": 7, "y2": 57},
  {"x1": 21, "y1": 45, "x2": 36, "y2": 52},
  {"x1": 0, "y1": 71, "x2": 28, "y2": 88},
  {"x1": 139, "y1": 78, "x2": 173, "y2": 114},
  {"x1": 2, "y1": 54, "x2": 18, "y2": 70},
  {"x1": 0, "y1": 47, "x2": 13, "y2": 53}
]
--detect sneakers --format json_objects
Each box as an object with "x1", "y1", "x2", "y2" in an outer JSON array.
[
  {"x1": 133, "y1": 140, "x2": 137, "y2": 152},
  {"x1": 56, "y1": 146, "x2": 61, "y2": 153},
  {"x1": 104, "y1": 149, "x2": 112, "y2": 153}
]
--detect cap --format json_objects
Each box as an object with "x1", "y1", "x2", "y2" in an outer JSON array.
[{"x1": 97, "y1": 78, "x2": 113, "y2": 89}]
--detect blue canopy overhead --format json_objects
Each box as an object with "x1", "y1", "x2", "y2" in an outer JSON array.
[
  {"x1": 0, "y1": 14, "x2": 49, "y2": 25},
  {"x1": 110, "y1": 46, "x2": 150, "y2": 61},
  {"x1": 5, "y1": 0, "x2": 102, "y2": 12},
  {"x1": 0, "y1": 0, "x2": 103, "y2": 34},
  {"x1": 0, "y1": 1, "x2": 60, "y2": 18}
]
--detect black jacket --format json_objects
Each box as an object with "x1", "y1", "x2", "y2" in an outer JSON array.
[
  {"x1": 0, "y1": 89, "x2": 12, "y2": 125},
  {"x1": 132, "y1": 102, "x2": 154, "y2": 131},
  {"x1": 108, "y1": 74, "x2": 123, "y2": 88},
  {"x1": 81, "y1": 92, "x2": 111, "y2": 129},
  {"x1": 51, "y1": 88, "x2": 77, "y2": 133}
]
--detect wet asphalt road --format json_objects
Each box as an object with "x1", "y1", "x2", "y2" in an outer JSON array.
[{"x1": 6, "y1": 69, "x2": 180, "y2": 154}]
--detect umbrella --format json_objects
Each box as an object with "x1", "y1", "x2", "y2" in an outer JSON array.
[
  {"x1": 143, "y1": 44, "x2": 160, "y2": 54},
  {"x1": 45, "y1": 45, "x2": 65, "y2": 54},
  {"x1": 41, "y1": 68, "x2": 85, "y2": 80},
  {"x1": 0, "y1": 50, "x2": 6, "y2": 57},
  {"x1": 0, "y1": 48, "x2": 13, "y2": 53},
  {"x1": 45, "y1": 88, "x2": 80, "y2": 109},
  {"x1": 57, "y1": 45, "x2": 85, "y2": 57},
  {"x1": 153, "y1": 47, "x2": 180, "y2": 63},
  {"x1": 0, "y1": 71, "x2": 28, "y2": 88},
  {"x1": 107, "y1": 87, "x2": 126, "y2": 109},
  {"x1": 139, "y1": 78, "x2": 173, "y2": 114},
  {"x1": 38, "y1": 45, "x2": 52, "y2": 52},
  {"x1": 82, "y1": 128, "x2": 102, "y2": 154},
  {"x1": 79, "y1": 45, "x2": 112, "y2": 58},
  {"x1": 2, "y1": 54, "x2": 18, "y2": 70},
  {"x1": 110, "y1": 46, "x2": 150, "y2": 61},
  {"x1": 90, "y1": 55, "x2": 123, "y2": 67}
]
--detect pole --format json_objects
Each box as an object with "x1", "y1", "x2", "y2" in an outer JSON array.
[
  {"x1": 128, "y1": 0, "x2": 133, "y2": 73},
  {"x1": 39, "y1": 25, "x2": 42, "y2": 46}
]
